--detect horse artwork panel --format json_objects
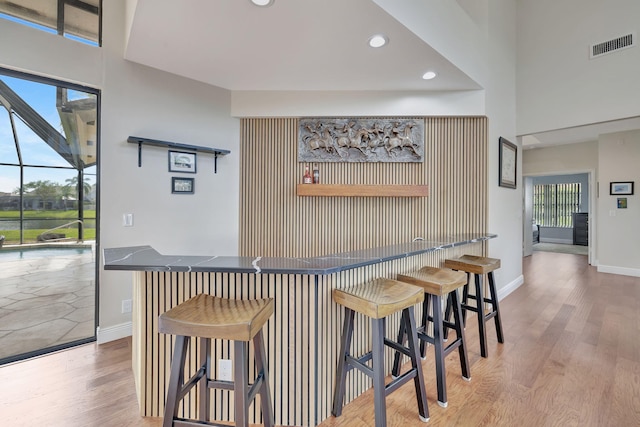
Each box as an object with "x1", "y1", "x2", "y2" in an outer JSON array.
[{"x1": 298, "y1": 117, "x2": 424, "y2": 163}]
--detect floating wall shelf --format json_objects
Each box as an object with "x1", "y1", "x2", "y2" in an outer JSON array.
[
  {"x1": 296, "y1": 184, "x2": 429, "y2": 197},
  {"x1": 127, "y1": 136, "x2": 231, "y2": 173}
]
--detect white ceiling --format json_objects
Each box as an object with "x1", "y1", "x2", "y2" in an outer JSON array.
[
  {"x1": 125, "y1": 0, "x2": 480, "y2": 92},
  {"x1": 124, "y1": 0, "x2": 639, "y2": 147},
  {"x1": 522, "y1": 116, "x2": 640, "y2": 150}
]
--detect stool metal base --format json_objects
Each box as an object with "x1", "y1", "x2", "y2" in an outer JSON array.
[
  {"x1": 445, "y1": 271, "x2": 504, "y2": 358},
  {"x1": 163, "y1": 331, "x2": 274, "y2": 427},
  {"x1": 392, "y1": 289, "x2": 470, "y2": 407},
  {"x1": 332, "y1": 306, "x2": 429, "y2": 427}
]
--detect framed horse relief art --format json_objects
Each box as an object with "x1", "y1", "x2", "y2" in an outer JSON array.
[{"x1": 298, "y1": 117, "x2": 424, "y2": 162}]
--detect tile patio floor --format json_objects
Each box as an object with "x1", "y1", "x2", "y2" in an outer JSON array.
[{"x1": 0, "y1": 244, "x2": 95, "y2": 362}]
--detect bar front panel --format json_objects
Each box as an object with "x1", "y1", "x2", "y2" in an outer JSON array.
[{"x1": 132, "y1": 241, "x2": 484, "y2": 426}]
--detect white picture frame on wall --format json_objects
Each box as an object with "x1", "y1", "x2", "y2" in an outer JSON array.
[
  {"x1": 168, "y1": 150, "x2": 196, "y2": 173},
  {"x1": 499, "y1": 137, "x2": 517, "y2": 189}
]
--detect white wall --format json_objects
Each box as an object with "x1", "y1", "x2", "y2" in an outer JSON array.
[
  {"x1": 1, "y1": 1, "x2": 240, "y2": 339},
  {"x1": 523, "y1": 141, "x2": 599, "y2": 176},
  {"x1": 484, "y1": 0, "x2": 520, "y2": 298},
  {"x1": 597, "y1": 130, "x2": 640, "y2": 276},
  {"x1": 517, "y1": 0, "x2": 640, "y2": 135},
  {"x1": 231, "y1": 90, "x2": 485, "y2": 117}
]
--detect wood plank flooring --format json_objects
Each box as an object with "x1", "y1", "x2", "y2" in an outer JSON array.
[{"x1": 1, "y1": 251, "x2": 639, "y2": 426}]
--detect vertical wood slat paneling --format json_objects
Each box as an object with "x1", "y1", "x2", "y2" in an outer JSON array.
[{"x1": 240, "y1": 117, "x2": 487, "y2": 258}]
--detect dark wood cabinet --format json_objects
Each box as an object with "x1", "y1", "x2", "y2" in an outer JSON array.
[{"x1": 573, "y1": 213, "x2": 588, "y2": 246}]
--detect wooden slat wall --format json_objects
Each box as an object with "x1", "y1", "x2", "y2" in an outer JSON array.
[
  {"x1": 132, "y1": 116, "x2": 488, "y2": 427},
  {"x1": 239, "y1": 117, "x2": 487, "y2": 256}
]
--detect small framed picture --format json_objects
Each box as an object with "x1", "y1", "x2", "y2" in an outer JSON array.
[
  {"x1": 172, "y1": 177, "x2": 194, "y2": 194},
  {"x1": 617, "y1": 198, "x2": 628, "y2": 209},
  {"x1": 168, "y1": 150, "x2": 196, "y2": 173},
  {"x1": 609, "y1": 181, "x2": 634, "y2": 195},
  {"x1": 498, "y1": 137, "x2": 517, "y2": 189}
]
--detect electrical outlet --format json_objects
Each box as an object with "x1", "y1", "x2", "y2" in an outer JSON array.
[
  {"x1": 121, "y1": 299, "x2": 132, "y2": 313},
  {"x1": 218, "y1": 359, "x2": 232, "y2": 381}
]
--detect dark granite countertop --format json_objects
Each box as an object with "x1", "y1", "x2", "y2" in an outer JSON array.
[{"x1": 103, "y1": 233, "x2": 496, "y2": 275}]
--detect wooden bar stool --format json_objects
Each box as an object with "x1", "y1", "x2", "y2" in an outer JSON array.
[
  {"x1": 158, "y1": 294, "x2": 275, "y2": 427},
  {"x1": 393, "y1": 267, "x2": 471, "y2": 407},
  {"x1": 443, "y1": 255, "x2": 504, "y2": 358},
  {"x1": 332, "y1": 278, "x2": 429, "y2": 427}
]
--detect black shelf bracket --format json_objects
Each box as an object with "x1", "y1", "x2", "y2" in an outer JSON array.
[{"x1": 127, "y1": 136, "x2": 230, "y2": 173}]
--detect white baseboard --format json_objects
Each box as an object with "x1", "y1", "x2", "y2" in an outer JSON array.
[
  {"x1": 540, "y1": 238, "x2": 574, "y2": 244},
  {"x1": 97, "y1": 322, "x2": 132, "y2": 344},
  {"x1": 498, "y1": 274, "x2": 524, "y2": 300},
  {"x1": 597, "y1": 264, "x2": 640, "y2": 278}
]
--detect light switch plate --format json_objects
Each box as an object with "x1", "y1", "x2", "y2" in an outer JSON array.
[{"x1": 122, "y1": 213, "x2": 134, "y2": 226}]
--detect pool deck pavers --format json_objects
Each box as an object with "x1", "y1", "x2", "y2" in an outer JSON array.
[{"x1": 0, "y1": 247, "x2": 95, "y2": 361}]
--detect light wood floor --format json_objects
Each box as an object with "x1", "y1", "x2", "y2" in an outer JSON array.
[{"x1": 1, "y1": 252, "x2": 639, "y2": 426}]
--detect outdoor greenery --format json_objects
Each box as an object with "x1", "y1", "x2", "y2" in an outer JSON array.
[
  {"x1": 1, "y1": 171, "x2": 96, "y2": 243},
  {"x1": 0, "y1": 210, "x2": 96, "y2": 219},
  {"x1": 533, "y1": 183, "x2": 581, "y2": 228},
  {"x1": 0, "y1": 210, "x2": 96, "y2": 243},
  {"x1": 1, "y1": 227, "x2": 96, "y2": 244},
  {"x1": 10, "y1": 177, "x2": 94, "y2": 200}
]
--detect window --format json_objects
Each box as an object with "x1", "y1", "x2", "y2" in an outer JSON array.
[
  {"x1": 0, "y1": 0, "x2": 101, "y2": 46},
  {"x1": 533, "y1": 183, "x2": 582, "y2": 228},
  {"x1": 0, "y1": 69, "x2": 98, "y2": 244},
  {"x1": 0, "y1": 68, "x2": 99, "y2": 365}
]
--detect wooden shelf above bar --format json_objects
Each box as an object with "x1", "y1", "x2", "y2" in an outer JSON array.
[{"x1": 296, "y1": 184, "x2": 429, "y2": 197}]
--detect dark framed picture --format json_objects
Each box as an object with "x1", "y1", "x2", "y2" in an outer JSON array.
[
  {"x1": 171, "y1": 177, "x2": 194, "y2": 194},
  {"x1": 609, "y1": 181, "x2": 634, "y2": 195},
  {"x1": 168, "y1": 150, "x2": 196, "y2": 173},
  {"x1": 617, "y1": 198, "x2": 628, "y2": 209},
  {"x1": 498, "y1": 137, "x2": 517, "y2": 189}
]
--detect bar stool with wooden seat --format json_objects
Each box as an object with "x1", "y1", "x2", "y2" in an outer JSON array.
[
  {"x1": 443, "y1": 255, "x2": 504, "y2": 358},
  {"x1": 392, "y1": 266, "x2": 471, "y2": 408},
  {"x1": 158, "y1": 294, "x2": 275, "y2": 427},
  {"x1": 332, "y1": 278, "x2": 429, "y2": 427}
]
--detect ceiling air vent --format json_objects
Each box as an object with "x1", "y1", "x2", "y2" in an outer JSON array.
[{"x1": 590, "y1": 32, "x2": 636, "y2": 59}]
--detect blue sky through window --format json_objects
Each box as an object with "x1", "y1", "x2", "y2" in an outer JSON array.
[
  {"x1": 0, "y1": 75, "x2": 97, "y2": 194},
  {"x1": 0, "y1": 13, "x2": 98, "y2": 46}
]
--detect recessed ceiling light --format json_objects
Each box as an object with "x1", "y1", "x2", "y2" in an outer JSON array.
[
  {"x1": 422, "y1": 71, "x2": 437, "y2": 80},
  {"x1": 250, "y1": 0, "x2": 274, "y2": 6},
  {"x1": 368, "y1": 34, "x2": 388, "y2": 48}
]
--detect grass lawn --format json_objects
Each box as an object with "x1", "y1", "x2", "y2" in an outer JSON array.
[
  {"x1": 0, "y1": 210, "x2": 96, "y2": 244},
  {"x1": 0, "y1": 209, "x2": 96, "y2": 219}
]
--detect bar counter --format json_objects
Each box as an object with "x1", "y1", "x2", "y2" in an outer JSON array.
[{"x1": 104, "y1": 233, "x2": 496, "y2": 426}]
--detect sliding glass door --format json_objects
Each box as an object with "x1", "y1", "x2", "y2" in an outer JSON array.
[{"x1": 0, "y1": 69, "x2": 99, "y2": 364}]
